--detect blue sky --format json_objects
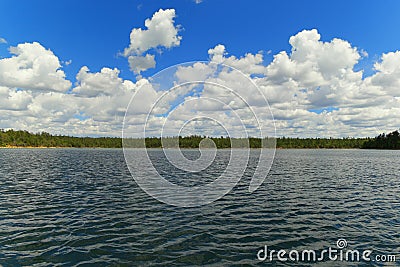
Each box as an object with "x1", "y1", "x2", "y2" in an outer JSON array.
[
  {"x1": 1, "y1": 0, "x2": 400, "y2": 82},
  {"x1": 0, "y1": 0, "x2": 400, "y2": 137}
]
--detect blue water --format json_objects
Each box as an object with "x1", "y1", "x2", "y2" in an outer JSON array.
[{"x1": 0, "y1": 149, "x2": 399, "y2": 266}]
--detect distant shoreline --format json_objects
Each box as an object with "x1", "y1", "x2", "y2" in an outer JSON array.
[
  {"x1": 2, "y1": 146, "x2": 399, "y2": 150},
  {"x1": 1, "y1": 129, "x2": 399, "y2": 149},
  {"x1": 0, "y1": 146, "x2": 112, "y2": 149},
  {"x1": 2, "y1": 147, "x2": 399, "y2": 151}
]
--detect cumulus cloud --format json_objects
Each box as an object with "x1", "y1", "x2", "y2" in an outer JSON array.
[
  {"x1": 128, "y1": 54, "x2": 156, "y2": 74},
  {"x1": 123, "y1": 9, "x2": 181, "y2": 75},
  {"x1": 175, "y1": 62, "x2": 215, "y2": 82},
  {"x1": 2, "y1": 28, "x2": 400, "y2": 138},
  {"x1": 208, "y1": 44, "x2": 265, "y2": 75},
  {"x1": 0, "y1": 41, "x2": 146, "y2": 135},
  {"x1": 191, "y1": 30, "x2": 400, "y2": 137},
  {"x1": 0, "y1": 42, "x2": 71, "y2": 92},
  {"x1": 0, "y1": 86, "x2": 32, "y2": 111},
  {"x1": 369, "y1": 51, "x2": 400, "y2": 96},
  {"x1": 265, "y1": 29, "x2": 361, "y2": 87},
  {"x1": 208, "y1": 44, "x2": 226, "y2": 63},
  {"x1": 124, "y1": 9, "x2": 181, "y2": 55},
  {"x1": 260, "y1": 30, "x2": 399, "y2": 137},
  {"x1": 72, "y1": 66, "x2": 136, "y2": 97},
  {"x1": 28, "y1": 92, "x2": 79, "y2": 123}
]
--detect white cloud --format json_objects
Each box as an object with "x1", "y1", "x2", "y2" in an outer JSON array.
[
  {"x1": 0, "y1": 42, "x2": 71, "y2": 92},
  {"x1": 123, "y1": 9, "x2": 181, "y2": 75},
  {"x1": 360, "y1": 49, "x2": 368, "y2": 58},
  {"x1": 124, "y1": 9, "x2": 181, "y2": 55},
  {"x1": 128, "y1": 54, "x2": 156, "y2": 74},
  {"x1": 369, "y1": 51, "x2": 400, "y2": 96},
  {"x1": 175, "y1": 62, "x2": 215, "y2": 82},
  {"x1": 0, "y1": 86, "x2": 32, "y2": 111},
  {"x1": 2, "y1": 28, "x2": 400, "y2": 138},
  {"x1": 193, "y1": 30, "x2": 400, "y2": 137},
  {"x1": 208, "y1": 44, "x2": 265, "y2": 75},
  {"x1": 28, "y1": 92, "x2": 79, "y2": 123},
  {"x1": 72, "y1": 66, "x2": 136, "y2": 97},
  {"x1": 70, "y1": 67, "x2": 165, "y2": 135},
  {"x1": 122, "y1": 28, "x2": 400, "y2": 138},
  {"x1": 0, "y1": 37, "x2": 7, "y2": 44},
  {"x1": 265, "y1": 29, "x2": 361, "y2": 87},
  {"x1": 208, "y1": 44, "x2": 226, "y2": 63},
  {"x1": 0, "y1": 55, "x2": 143, "y2": 135}
]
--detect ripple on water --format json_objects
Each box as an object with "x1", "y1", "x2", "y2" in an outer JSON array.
[{"x1": 0, "y1": 148, "x2": 399, "y2": 266}]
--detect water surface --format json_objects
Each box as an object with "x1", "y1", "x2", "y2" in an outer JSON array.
[{"x1": 0, "y1": 149, "x2": 399, "y2": 266}]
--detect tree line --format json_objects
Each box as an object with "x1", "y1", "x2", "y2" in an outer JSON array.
[
  {"x1": 362, "y1": 130, "x2": 400, "y2": 149},
  {"x1": 0, "y1": 129, "x2": 399, "y2": 149},
  {"x1": 0, "y1": 129, "x2": 122, "y2": 148}
]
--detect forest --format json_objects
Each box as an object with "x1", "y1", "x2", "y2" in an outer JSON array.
[
  {"x1": 362, "y1": 130, "x2": 400, "y2": 149},
  {"x1": 0, "y1": 129, "x2": 399, "y2": 149},
  {"x1": 0, "y1": 129, "x2": 122, "y2": 148}
]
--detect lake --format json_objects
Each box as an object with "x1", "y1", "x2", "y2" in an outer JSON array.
[{"x1": 0, "y1": 149, "x2": 399, "y2": 266}]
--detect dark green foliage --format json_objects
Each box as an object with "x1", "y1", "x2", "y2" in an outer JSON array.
[
  {"x1": 0, "y1": 129, "x2": 383, "y2": 149},
  {"x1": 0, "y1": 129, "x2": 122, "y2": 148},
  {"x1": 362, "y1": 130, "x2": 400, "y2": 149},
  {"x1": 277, "y1": 136, "x2": 368, "y2": 149}
]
